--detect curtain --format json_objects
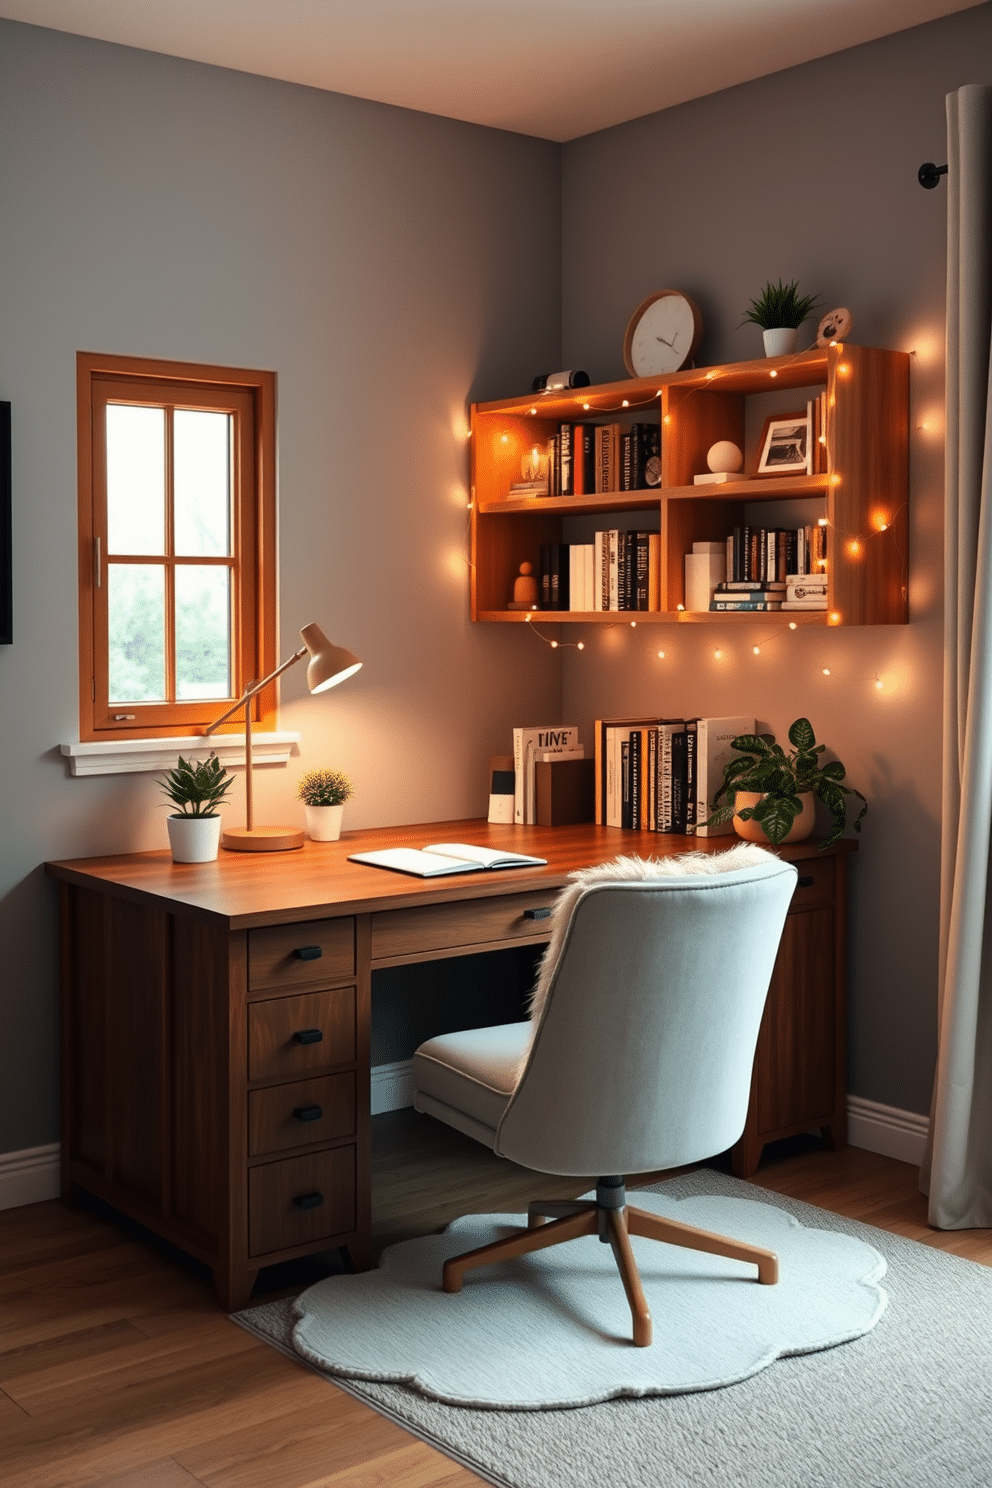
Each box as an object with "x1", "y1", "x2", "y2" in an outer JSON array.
[{"x1": 923, "y1": 85, "x2": 992, "y2": 1228}]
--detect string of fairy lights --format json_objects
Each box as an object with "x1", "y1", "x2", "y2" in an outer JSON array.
[{"x1": 464, "y1": 341, "x2": 928, "y2": 699}]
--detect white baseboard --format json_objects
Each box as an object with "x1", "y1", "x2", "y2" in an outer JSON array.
[
  {"x1": 0, "y1": 1142, "x2": 60, "y2": 1211},
  {"x1": 847, "y1": 1095, "x2": 928, "y2": 1167},
  {"x1": 0, "y1": 1095, "x2": 927, "y2": 1213},
  {"x1": 371, "y1": 1059, "x2": 415, "y2": 1115}
]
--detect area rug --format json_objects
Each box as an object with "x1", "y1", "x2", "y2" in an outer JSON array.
[
  {"x1": 234, "y1": 1170, "x2": 992, "y2": 1488},
  {"x1": 287, "y1": 1191, "x2": 885, "y2": 1407}
]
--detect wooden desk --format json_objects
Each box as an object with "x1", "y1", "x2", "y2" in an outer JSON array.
[{"x1": 47, "y1": 819, "x2": 853, "y2": 1310}]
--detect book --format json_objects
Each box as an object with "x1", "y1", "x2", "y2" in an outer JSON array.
[
  {"x1": 684, "y1": 720, "x2": 698, "y2": 833},
  {"x1": 710, "y1": 599, "x2": 783, "y2": 610},
  {"x1": 513, "y1": 725, "x2": 580, "y2": 824},
  {"x1": 656, "y1": 721, "x2": 685, "y2": 833},
  {"x1": 782, "y1": 599, "x2": 828, "y2": 610},
  {"x1": 558, "y1": 422, "x2": 575, "y2": 496},
  {"x1": 695, "y1": 716, "x2": 754, "y2": 837},
  {"x1": 787, "y1": 579, "x2": 829, "y2": 602},
  {"x1": 716, "y1": 580, "x2": 786, "y2": 592},
  {"x1": 349, "y1": 843, "x2": 548, "y2": 877}
]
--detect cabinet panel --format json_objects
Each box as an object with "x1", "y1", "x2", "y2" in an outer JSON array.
[
  {"x1": 755, "y1": 905, "x2": 835, "y2": 1133},
  {"x1": 248, "y1": 1073, "x2": 357, "y2": 1157},
  {"x1": 248, "y1": 918, "x2": 355, "y2": 990},
  {"x1": 248, "y1": 1146, "x2": 356, "y2": 1257},
  {"x1": 248, "y1": 987, "x2": 357, "y2": 1082}
]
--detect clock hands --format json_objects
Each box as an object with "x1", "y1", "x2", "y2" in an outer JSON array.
[{"x1": 656, "y1": 332, "x2": 678, "y2": 348}]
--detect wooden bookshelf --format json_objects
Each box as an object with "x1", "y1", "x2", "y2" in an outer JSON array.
[{"x1": 469, "y1": 344, "x2": 909, "y2": 626}]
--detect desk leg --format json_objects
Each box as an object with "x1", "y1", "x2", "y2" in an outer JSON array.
[
  {"x1": 730, "y1": 1132, "x2": 764, "y2": 1180},
  {"x1": 215, "y1": 1260, "x2": 258, "y2": 1314}
]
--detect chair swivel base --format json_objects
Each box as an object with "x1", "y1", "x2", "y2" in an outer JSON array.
[{"x1": 441, "y1": 1177, "x2": 778, "y2": 1348}]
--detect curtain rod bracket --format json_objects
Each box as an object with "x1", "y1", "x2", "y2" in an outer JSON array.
[{"x1": 919, "y1": 161, "x2": 948, "y2": 189}]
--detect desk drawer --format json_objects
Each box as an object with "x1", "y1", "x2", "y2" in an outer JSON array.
[
  {"x1": 371, "y1": 889, "x2": 559, "y2": 962},
  {"x1": 248, "y1": 987, "x2": 357, "y2": 1082},
  {"x1": 248, "y1": 1073, "x2": 357, "y2": 1157},
  {"x1": 789, "y1": 857, "x2": 834, "y2": 910},
  {"x1": 248, "y1": 1146, "x2": 356, "y2": 1257},
  {"x1": 248, "y1": 918, "x2": 355, "y2": 991}
]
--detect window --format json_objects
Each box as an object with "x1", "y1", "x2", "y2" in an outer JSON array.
[{"x1": 77, "y1": 352, "x2": 276, "y2": 741}]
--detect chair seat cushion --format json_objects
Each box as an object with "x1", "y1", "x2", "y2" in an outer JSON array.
[{"x1": 413, "y1": 1021, "x2": 530, "y2": 1135}]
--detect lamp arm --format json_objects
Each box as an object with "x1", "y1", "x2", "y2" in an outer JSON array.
[{"x1": 202, "y1": 645, "x2": 308, "y2": 736}]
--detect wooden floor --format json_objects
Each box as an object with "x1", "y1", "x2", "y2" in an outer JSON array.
[{"x1": 3, "y1": 1113, "x2": 991, "y2": 1488}]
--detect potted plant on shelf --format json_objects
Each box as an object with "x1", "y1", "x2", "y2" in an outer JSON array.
[
  {"x1": 702, "y1": 717, "x2": 866, "y2": 849},
  {"x1": 297, "y1": 768, "x2": 354, "y2": 841},
  {"x1": 160, "y1": 754, "x2": 235, "y2": 862},
  {"x1": 741, "y1": 279, "x2": 822, "y2": 357}
]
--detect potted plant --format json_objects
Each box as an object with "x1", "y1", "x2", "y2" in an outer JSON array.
[
  {"x1": 297, "y1": 768, "x2": 354, "y2": 841},
  {"x1": 160, "y1": 753, "x2": 235, "y2": 862},
  {"x1": 741, "y1": 279, "x2": 821, "y2": 357},
  {"x1": 702, "y1": 717, "x2": 866, "y2": 849}
]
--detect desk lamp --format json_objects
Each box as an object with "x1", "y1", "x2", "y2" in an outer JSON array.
[{"x1": 204, "y1": 622, "x2": 362, "y2": 852}]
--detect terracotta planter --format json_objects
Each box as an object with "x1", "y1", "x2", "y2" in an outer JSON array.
[
  {"x1": 732, "y1": 790, "x2": 815, "y2": 845},
  {"x1": 762, "y1": 327, "x2": 799, "y2": 357},
  {"x1": 305, "y1": 803, "x2": 344, "y2": 841},
  {"x1": 167, "y1": 814, "x2": 221, "y2": 863}
]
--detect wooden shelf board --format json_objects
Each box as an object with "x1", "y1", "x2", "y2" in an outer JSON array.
[
  {"x1": 664, "y1": 474, "x2": 831, "y2": 502},
  {"x1": 476, "y1": 609, "x2": 829, "y2": 625},
  {"x1": 478, "y1": 489, "x2": 662, "y2": 516}
]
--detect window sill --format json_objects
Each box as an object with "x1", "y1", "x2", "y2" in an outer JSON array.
[{"x1": 60, "y1": 732, "x2": 302, "y2": 778}]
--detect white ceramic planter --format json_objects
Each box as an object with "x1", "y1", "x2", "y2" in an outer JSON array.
[
  {"x1": 167, "y1": 813, "x2": 222, "y2": 863},
  {"x1": 762, "y1": 327, "x2": 799, "y2": 357},
  {"x1": 732, "y1": 790, "x2": 815, "y2": 845},
  {"x1": 305, "y1": 803, "x2": 344, "y2": 841}
]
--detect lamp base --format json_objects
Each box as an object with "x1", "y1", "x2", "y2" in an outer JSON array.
[{"x1": 221, "y1": 826, "x2": 305, "y2": 852}]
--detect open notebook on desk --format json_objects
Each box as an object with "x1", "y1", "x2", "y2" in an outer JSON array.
[{"x1": 348, "y1": 842, "x2": 547, "y2": 878}]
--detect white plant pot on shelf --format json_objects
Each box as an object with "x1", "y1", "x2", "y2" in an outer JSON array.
[
  {"x1": 305, "y1": 804, "x2": 344, "y2": 841},
  {"x1": 167, "y1": 814, "x2": 222, "y2": 863},
  {"x1": 762, "y1": 327, "x2": 799, "y2": 357}
]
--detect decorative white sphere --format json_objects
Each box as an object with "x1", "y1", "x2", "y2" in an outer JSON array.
[{"x1": 707, "y1": 440, "x2": 744, "y2": 474}]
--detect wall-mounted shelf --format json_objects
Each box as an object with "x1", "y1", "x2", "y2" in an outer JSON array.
[{"x1": 469, "y1": 345, "x2": 909, "y2": 626}]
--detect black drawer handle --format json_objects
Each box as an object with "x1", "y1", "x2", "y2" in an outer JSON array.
[
  {"x1": 293, "y1": 1028, "x2": 324, "y2": 1045},
  {"x1": 293, "y1": 1191, "x2": 324, "y2": 1211},
  {"x1": 523, "y1": 906, "x2": 552, "y2": 920},
  {"x1": 798, "y1": 876, "x2": 814, "y2": 888},
  {"x1": 293, "y1": 1104, "x2": 323, "y2": 1123},
  {"x1": 293, "y1": 945, "x2": 323, "y2": 961}
]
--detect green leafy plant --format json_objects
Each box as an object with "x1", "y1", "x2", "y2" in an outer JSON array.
[
  {"x1": 740, "y1": 279, "x2": 822, "y2": 331},
  {"x1": 702, "y1": 717, "x2": 866, "y2": 849},
  {"x1": 159, "y1": 753, "x2": 235, "y2": 818},
  {"x1": 297, "y1": 768, "x2": 354, "y2": 807}
]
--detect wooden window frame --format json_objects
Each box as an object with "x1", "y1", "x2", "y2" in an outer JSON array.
[{"x1": 77, "y1": 351, "x2": 277, "y2": 742}]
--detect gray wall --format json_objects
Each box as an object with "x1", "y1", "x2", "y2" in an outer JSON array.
[
  {"x1": 0, "y1": 20, "x2": 561, "y2": 1155},
  {"x1": 560, "y1": 3, "x2": 992, "y2": 1116}
]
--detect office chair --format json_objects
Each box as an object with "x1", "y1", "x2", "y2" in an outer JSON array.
[{"x1": 413, "y1": 843, "x2": 797, "y2": 1346}]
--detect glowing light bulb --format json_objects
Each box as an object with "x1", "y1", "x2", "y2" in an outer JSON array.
[
  {"x1": 500, "y1": 433, "x2": 509, "y2": 444},
  {"x1": 525, "y1": 612, "x2": 532, "y2": 622},
  {"x1": 818, "y1": 517, "x2": 829, "y2": 525},
  {"x1": 664, "y1": 415, "x2": 672, "y2": 426},
  {"x1": 789, "y1": 622, "x2": 797, "y2": 630},
  {"x1": 822, "y1": 667, "x2": 831, "y2": 676},
  {"x1": 706, "y1": 372, "x2": 715, "y2": 380},
  {"x1": 770, "y1": 370, "x2": 778, "y2": 378},
  {"x1": 630, "y1": 620, "x2": 636, "y2": 628},
  {"x1": 658, "y1": 649, "x2": 666, "y2": 659},
  {"x1": 677, "y1": 603, "x2": 685, "y2": 611},
  {"x1": 714, "y1": 648, "x2": 723, "y2": 660},
  {"x1": 622, "y1": 400, "x2": 629, "y2": 408},
  {"x1": 583, "y1": 402, "x2": 591, "y2": 410},
  {"x1": 839, "y1": 362, "x2": 850, "y2": 375},
  {"x1": 752, "y1": 645, "x2": 761, "y2": 655},
  {"x1": 846, "y1": 539, "x2": 862, "y2": 558},
  {"x1": 577, "y1": 641, "x2": 585, "y2": 650},
  {"x1": 550, "y1": 640, "x2": 559, "y2": 648},
  {"x1": 829, "y1": 612, "x2": 841, "y2": 625},
  {"x1": 874, "y1": 677, "x2": 883, "y2": 690},
  {"x1": 529, "y1": 407, "x2": 537, "y2": 415}
]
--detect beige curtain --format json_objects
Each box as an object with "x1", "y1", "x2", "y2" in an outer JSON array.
[{"x1": 923, "y1": 84, "x2": 992, "y2": 1228}]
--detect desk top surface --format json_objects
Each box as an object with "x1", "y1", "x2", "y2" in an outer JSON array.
[{"x1": 46, "y1": 818, "x2": 854, "y2": 929}]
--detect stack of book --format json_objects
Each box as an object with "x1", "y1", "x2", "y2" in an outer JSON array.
[
  {"x1": 782, "y1": 573, "x2": 828, "y2": 611},
  {"x1": 593, "y1": 715, "x2": 754, "y2": 834},
  {"x1": 710, "y1": 581, "x2": 784, "y2": 611},
  {"x1": 721, "y1": 523, "x2": 827, "y2": 587},
  {"x1": 541, "y1": 421, "x2": 662, "y2": 497},
  {"x1": 540, "y1": 532, "x2": 661, "y2": 611},
  {"x1": 512, "y1": 725, "x2": 582, "y2": 824}
]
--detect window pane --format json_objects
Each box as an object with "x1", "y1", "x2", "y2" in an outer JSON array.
[
  {"x1": 106, "y1": 405, "x2": 165, "y2": 555},
  {"x1": 108, "y1": 565, "x2": 166, "y2": 701},
  {"x1": 174, "y1": 409, "x2": 232, "y2": 557},
  {"x1": 175, "y1": 565, "x2": 232, "y2": 700}
]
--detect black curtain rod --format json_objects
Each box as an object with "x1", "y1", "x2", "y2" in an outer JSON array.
[{"x1": 919, "y1": 161, "x2": 948, "y2": 189}]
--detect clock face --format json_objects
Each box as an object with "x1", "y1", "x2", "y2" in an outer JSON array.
[{"x1": 624, "y1": 291, "x2": 702, "y2": 377}]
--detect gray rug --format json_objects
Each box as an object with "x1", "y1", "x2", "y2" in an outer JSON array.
[
  {"x1": 288, "y1": 1191, "x2": 886, "y2": 1406},
  {"x1": 234, "y1": 1170, "x2": 992, "y2": 1488}
]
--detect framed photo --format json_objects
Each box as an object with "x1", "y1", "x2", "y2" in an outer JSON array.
[{"x1": 755, "y1": 410, "x2": 811, "y2": 476}]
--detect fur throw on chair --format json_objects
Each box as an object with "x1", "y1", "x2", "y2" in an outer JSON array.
[{"x1": 524, "y1": 841, "x2": 778, "y2": 1040}]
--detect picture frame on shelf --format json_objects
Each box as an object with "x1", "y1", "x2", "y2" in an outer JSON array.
[{"x1": 755, "y1": 410, "x2": 810, "y2": 477}]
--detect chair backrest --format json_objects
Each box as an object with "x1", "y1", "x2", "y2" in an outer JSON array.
[{"x1": 495, "y1": 845, "x2": 797, "y2": 1177}]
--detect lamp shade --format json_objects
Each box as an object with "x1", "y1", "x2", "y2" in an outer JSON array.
[{"x1": 300, "y1": 623, "x2": 363, "y2": 694}]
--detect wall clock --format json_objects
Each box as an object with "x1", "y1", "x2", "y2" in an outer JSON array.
[{"x1": 623, "y1": 290, "x2": 703, "y2": 377}]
